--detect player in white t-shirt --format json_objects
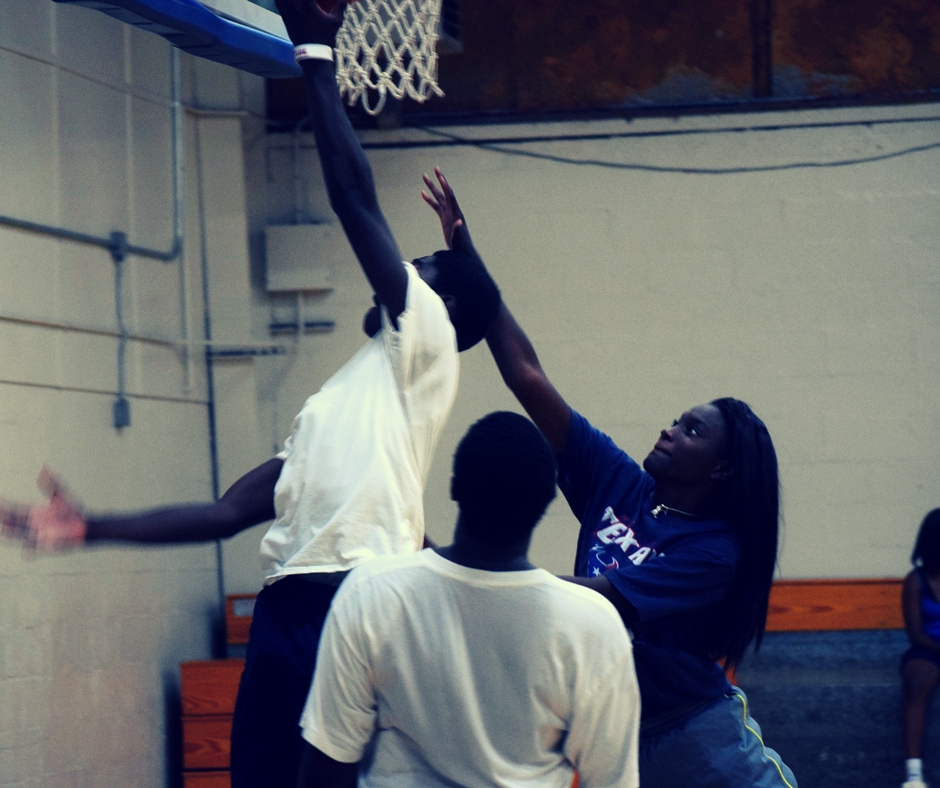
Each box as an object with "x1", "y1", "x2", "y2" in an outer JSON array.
[
  {"x1": 0, "y1": 4, "x2": 500, "y2": 786},
  {"x1": 298, "y1": 411, "x2": 641, "y2": 788}
]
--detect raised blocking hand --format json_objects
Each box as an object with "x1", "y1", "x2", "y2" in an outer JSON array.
[
  {"x1": 0, "y1": 467, "x2": 87, "y2": 551},
  {"x1": 421, "y1": 167, "x2": 475, "y2": 253}
]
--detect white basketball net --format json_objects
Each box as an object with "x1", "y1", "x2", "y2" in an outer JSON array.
[{"x1": 335, "y1": 0, "x2": 445, "y2": 115}]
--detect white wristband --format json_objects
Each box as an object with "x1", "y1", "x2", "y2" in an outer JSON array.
[{"x1": 294, "y1": 44, "x2": 333, "y2": 63}]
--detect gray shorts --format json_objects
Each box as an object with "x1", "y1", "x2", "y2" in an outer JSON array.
[{"x1": 639, "y1": 687, "x2": 798, "y2": 788}]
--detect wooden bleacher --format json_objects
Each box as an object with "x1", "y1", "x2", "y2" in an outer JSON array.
[
  {"x1": 180, "y1": 595, "x2": 255, "y2": 787},
  {"x1": 735, "y1": 578, "x2": 915, "y2": 788},
  {"x1": 764, "y1": 577, "x2": 904, "y2": 632},
  {"x1": 180, "y1": 579, "x2": 905, "y2": 786}
]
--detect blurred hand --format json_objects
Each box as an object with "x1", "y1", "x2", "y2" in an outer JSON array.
[{"x1": 0, "y1": 467, "x2": 87, "y2": 551}]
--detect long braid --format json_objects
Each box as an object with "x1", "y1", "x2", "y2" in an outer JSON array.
[{"x1": 709, "y1": 398, "x2": 780, "y2": 668}]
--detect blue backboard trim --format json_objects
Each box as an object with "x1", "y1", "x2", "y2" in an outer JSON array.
[{"x1": 53, "y1": 0, "x2": 301, "y2": 78}]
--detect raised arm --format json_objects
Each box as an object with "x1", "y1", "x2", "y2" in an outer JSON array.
[
  {"x1": 485, "y1": 305, "x2": 571, "y2": 454},
  {"x1": 421, "y1": 169, "x2": 570, "y2": 450},
  {"x1": 0, "y1": 460, "x2": 281, "y2": 550},
  {"x1": 422, "y1": 167, "x2": 476, "y2": 255},
  {"x1": 275, "y1": 0, "x2": 408, "y2": 323}
]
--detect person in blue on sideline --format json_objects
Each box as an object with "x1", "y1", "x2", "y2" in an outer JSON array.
[{"x1": 901, "y1": 509, "x2": 940, "y2": 788}]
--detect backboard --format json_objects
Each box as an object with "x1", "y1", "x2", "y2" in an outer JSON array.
[
  {"x1": 54, "y1": 0, "x2": 454, "y2": 113},
  {"x1": 53, "y1": 0, "x2": 300, "y2": 78}
]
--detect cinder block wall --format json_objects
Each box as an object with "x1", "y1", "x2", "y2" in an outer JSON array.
[{"x1": 0, "y1": 2, "x2": 268, "y2": 785}]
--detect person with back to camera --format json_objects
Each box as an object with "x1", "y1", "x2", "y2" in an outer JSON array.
[
  {"x1": 297, "y1": 410, "x2": 641, "y2": 788},
  {"x1": 0, "y1": 2, "x2": 501, "y2": 785},
  {"x1": 421, "y1": 176, "x2": 798, "y2": 787},
  {"x1": 900, "y1": 509, "x2": 940, "y2": 788}
]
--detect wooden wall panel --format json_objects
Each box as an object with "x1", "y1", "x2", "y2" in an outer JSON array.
[
  {"x1": 181, "y1": 655, "x2": 244, "y2": 782},
  {"x1": 267, "y1": 0, "x2": 940, "y2": 123},
  {"x1": 418, "y1": 0, "x2": 754, "y2": 114},
  {"x1": 766, "y1": 578, "x2": 905, "y2": 632},
  {"x1": 181, "y1": 660, "x2": 245, "y2": 716},
  {"x1": 183, "y1": 772, "x2": 231, "y2": 788},
  {"x1": 774, "y1": 0, "x2": 940, "y2": 97},
  {"x1": 183, "y1": 715, "x2": 235, "y2": 770}
]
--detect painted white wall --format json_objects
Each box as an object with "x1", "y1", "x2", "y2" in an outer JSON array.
[{"x1": 0, "y1": 2, "x2": 268, "y2": 785}]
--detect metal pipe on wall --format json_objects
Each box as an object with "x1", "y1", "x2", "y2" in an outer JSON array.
[{"x1": 0, "y1": 46, "x2": 187, "y2": 429}]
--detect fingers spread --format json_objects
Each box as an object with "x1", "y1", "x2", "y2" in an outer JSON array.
[{"x1": 421, "y1": 191, "x2": 442, "y2": 213}]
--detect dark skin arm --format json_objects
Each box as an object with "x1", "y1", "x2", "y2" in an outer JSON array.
[
  {"x1": 0, "y1": 460, "x2": 280, "y2": 550},
  {"x1": 422, "y1": 171, "x2": 637, "y2": 622},
  {"x1": 421, "y1": 166, "x2": 476, "y2": 256},
  {"x1": 87, "y1": 458, "x2": 281, "y2": 543},
  {"x1": 421, "y1": 171, "x2": 570, "y2": 450},
  {"x1": 296, "y1": 741, "x2": 358, "y2": 788},
  {"x1": 490, "y1": 309, "x2": 642, "y2": 623},
  {"x1": 485, "y1": 304, "x2": 571, "y2": 453},
  {"x1": 275, "y1": 0, "x2": 408, "y2": 325},
  {"x1": 902, "y1": 569, "x2": 940, "y2": 656}
]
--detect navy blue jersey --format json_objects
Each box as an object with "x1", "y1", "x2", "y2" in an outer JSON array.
[{"x1": 559, "y1": 410, "x2": 740, "y2": 720}]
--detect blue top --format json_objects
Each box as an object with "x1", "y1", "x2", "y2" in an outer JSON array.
[
  {"x1": 559, "y1": 411, "x2": 741, "y2": 720},
  {"x1": 917, "y1": 568, "x2": 940, "y2": 643}
]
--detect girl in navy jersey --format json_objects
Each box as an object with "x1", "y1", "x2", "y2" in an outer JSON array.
[
  {"x1": 421, "y1": 178, "x2": 797, "y2": 787},
  {"x1": 901, "y1": 509, "x2": 940, "y2": 788}
]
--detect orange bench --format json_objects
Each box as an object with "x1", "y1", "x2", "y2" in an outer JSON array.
[
  {"x1": 181, "y1": 580, "x2": 904, "y2": 786},
  {"x1": 180, "y1": 595, "x2": 254, "y2": 788},
  {"x1": 765, "y1": 578, "x2": 903, "y2": 632}
]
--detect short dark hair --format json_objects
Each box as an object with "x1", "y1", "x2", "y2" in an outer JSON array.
[
  {"x1": 451, "y1": 411, "x2": 556, "y2": 544},
  {"x1": 430, "y1": 248, "x2": 501, "y2": 352},
  {"x1": 912, "y1": 509, "x2": 940, "y2": 575}
]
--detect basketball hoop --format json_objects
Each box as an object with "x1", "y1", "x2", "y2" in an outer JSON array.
[{"x1": 334, "y1": 0, "x2": 445, "y2": 115}]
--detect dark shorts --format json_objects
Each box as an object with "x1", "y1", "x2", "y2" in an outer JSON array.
[
  {"x1": 901, "y1": 645, "x2": 940, "y2": 671},
  {"x1": 229, "y1": 576, "x2": 341, "y2": 788}
]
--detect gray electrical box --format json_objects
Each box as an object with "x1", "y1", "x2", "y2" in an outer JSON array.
[{"x1": 265, "y1": 224, "x2": 344, "y2": 293}]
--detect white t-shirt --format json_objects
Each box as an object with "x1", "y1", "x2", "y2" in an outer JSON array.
[
  {"x1": 301, "y1": 549, "x2": 641, "y2": 788},
  {"x1": 260, "y1": 263, "x2": 458, "y2": 582}
]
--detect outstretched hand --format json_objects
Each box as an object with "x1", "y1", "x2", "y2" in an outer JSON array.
[
  {"x1": 274, "y1": 0, "x2": 348, "y2": 47},
  {"x1": 0, "y1": 467, "x2": 87, "y2": 551},
  {"x1": 422, "y1": 168, "x2": 474, "y2": 253}
]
